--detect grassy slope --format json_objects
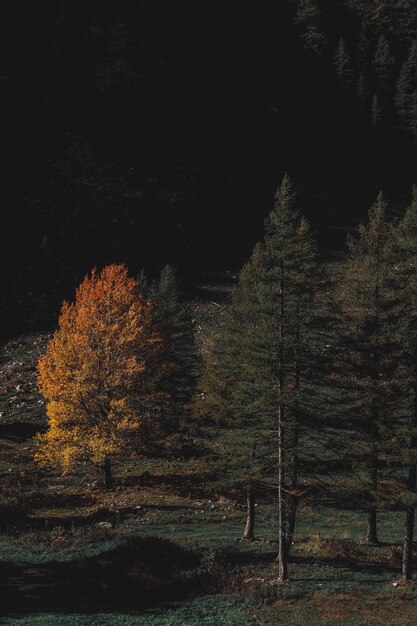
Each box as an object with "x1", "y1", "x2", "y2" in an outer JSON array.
[{"x1": 1, "y1": 301, "x2": 417, "y2": 624}]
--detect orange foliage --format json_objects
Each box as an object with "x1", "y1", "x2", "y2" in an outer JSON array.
[{"x1": 36, "y1": 264, "x2": 162, "y2": 474}]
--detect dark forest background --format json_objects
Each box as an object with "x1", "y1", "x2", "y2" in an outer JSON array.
[{"x1": 2, "y1": 0, "x2": 417, "y2": 336}]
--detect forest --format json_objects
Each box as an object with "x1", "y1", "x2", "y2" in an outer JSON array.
[{"x1": 3, "y1": 1, "x2": 417, "y2": 625}]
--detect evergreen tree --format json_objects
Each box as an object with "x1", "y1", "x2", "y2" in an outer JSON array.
[
  {"x1": 200, "y1": 243, "x2": 270, "y2": 542},
  {"x1": 396, "y1": 41, "x2": 417, "y2": 126},
  {"x1": 150, "y1": 265, "x2": 197, "y2": 431},
  {"x1": 370, "y1": 1, "x2": 391, "y2": 32},
  {"x1": 337, "y1": 193, "x2": 397, "y2": 543},
  {"x1": 373, "y1": 34, "x2": 395, "y2": 96},
  {"x1": 392, "y1": 187, "x2": 417, "y2": 579},
  {"x1": 356, "y1": 20, "x2": 372, "y2": 70},
  {"x1": 333, "y1": 37, "x2": 353, "y2": 87},
  {"x1": 357, "y1": 74, "x2": 370, "y2": 108},
  {"x1": 371, "y1": 93, "x2": 383, "y2": 127},
  {"x1": 294, "y1": 0, "x2": 326, "y2": 55},
  {"x1": 200, "y1": 174, "x2": 317, "y2": 580}
]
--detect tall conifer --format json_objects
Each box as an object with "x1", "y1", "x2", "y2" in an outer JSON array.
[
  {"x1": 337, "y1": 193, "x2": 397, "y2": 543},
  {"x1": 201, "y1": 175, "x2": 317, "y2": 579},
  {"x1": 392, "y1": 188, "x2": 417, "y2": 579}
]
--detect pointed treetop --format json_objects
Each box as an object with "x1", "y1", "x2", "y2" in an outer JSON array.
[
  {"x1": 348, "y1": 191, "x2": 388, "y2": 254},
  {"x1": 264, "y1": 174, "x2": 299, "y2": 242},
  {"x1": 158, "y1": 264, "x2": 177, "y2": 293},
  {"x1": 399, "y1": 185, "x2": 417, "y2": 234},
  {"x1": 366, "y1": 190, "x2": 387, "y2": 230}
]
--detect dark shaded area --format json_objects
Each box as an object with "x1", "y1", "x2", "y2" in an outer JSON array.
[
  {"x1": 0, "y1": 422, "x2": 44, "y2": 441},
  {"x1": 0, "y1": 537, "x2": 201, "y2": 615},
  {"x1": 2, "y1": 0, "x2": 417, "y2": 336}
]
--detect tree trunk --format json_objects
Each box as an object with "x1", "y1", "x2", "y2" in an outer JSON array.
[
  {"x1": 276, "y1": 403, "x2": 288, "y2": 581},
  {"x1": 104, "y1": 458, "x2": 113, "y2": 489},
  {"x1": 366, "y1": 449, "x2": 378, "y2": 544},
  {"x1": 286, "y1": 444, "x2": 299, "y2": 558},
  {"x1": 276, "y1": 262, "x2": 288, "y2": 581},
  {"x1": 402, "y1": 494, "x2": 415, "y2": 580},
  {"x1": 286, "y1": 308, "x2": 300, "y2": 558},
  {"x1": 402, "y1": 379, "x2": 417, "y2": 580},
  {"x1": 366, "y1": 508, "x2": 378, "y2": 544},
  {"x1": 243, "y1": 484, "x2": 255, "y2": 541}
]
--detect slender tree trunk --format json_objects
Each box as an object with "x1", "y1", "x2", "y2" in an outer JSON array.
[
  {"x1": 402, "y1": 381, "x2": 417, "y2": 580},
  {"x1": 286, "y1": 309, "x2": 301, "y2": 558},
  {"x1": 366, "y1": 447, "x2": 378, "y2": 544},
  {"x1": 104, "y1": 457, "x2": 113, "y2": 489},
  {"x1": 276, "y1": 261, "x2": 288, "y2": 580},
  {"x1": 402, "y1": 478, "x2": 415, "y2": 580},
  {"x1": 366, "y1": 236, "x2": 380, "y2": 545},
  {"x1": 277, "y1": 404, "x2": 288, "y2": 581},
  {"x1": 286, "y1": 432, "x2": 299, "y2": 558},
  {"x1": 243, "y1": 483, "x2": 255, "y2": 541}
]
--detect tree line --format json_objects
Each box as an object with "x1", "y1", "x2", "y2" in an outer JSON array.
[
  {"x1": 200, "y1": 175, "x2": 417, "y2": 582},
  {"x1": 291, "y1": 0, "x2": 417, "y2": 138},
  {"x1": 36, "y1": 176, "x2": 417, "y2": 584}
]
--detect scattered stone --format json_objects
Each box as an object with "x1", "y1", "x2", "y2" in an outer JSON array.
[{"x1": 97, "y1": 521, "x2": 113, "y2": 529}]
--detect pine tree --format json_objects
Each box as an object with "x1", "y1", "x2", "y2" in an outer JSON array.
[
  {"x1": 396, "y1": 41, "x2": 417, "y2": 131},
  {"x1": 337, "y1": 193, "x2": 397, "y2": 543},
  {"x1": 371, "y1": 93, "x2": 383, "y2": 127},
  {"x1": 294, "y1": 0, "x2": 326, "y2": 55},
  {"x1": 357, "y1": 20, "x2": 372, "y2": 70},
  {"x1": 261, "y1": 178, "x2": 317, "y2": 575},
  {"x1": 373, "y1": 34, "x2": 395, "y2": 96},
  {"x1": 200, "y1": 243, "x2": 270, "y2": 542},
  {"x1": 370, "y1": 1, "x2": 391, "y2": 32},
  {"x1": 392, "y1": 187, "x2": 417, "y2": 579},
  {"x1": 200, "y1": 174, "x2": 318, "y2": 579},
  {"x1": 357, "y1": 74, "x2": 369, "y2": 105},
  {"x1": 333, "y1": 37, "x2": 353, "y2": 87},
  {"x1": 150, "y1": 265, "x2": 197, "y2": 432}
]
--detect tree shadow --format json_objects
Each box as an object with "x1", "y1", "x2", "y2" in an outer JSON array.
[{"x1": 0, "y1": 536, "x2": 202, "y2": 616}]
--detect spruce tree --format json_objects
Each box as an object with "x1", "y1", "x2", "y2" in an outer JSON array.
[
  {"x1": 357, "y1": 74, "x2": 370, "y2": 106},
  {"x1": 373, "y1": 34, "x2": 395, "y2": 96},
  {"x1": 200, "y1": 243, "x2": 270, "y2": 542},
  {"x1": 333, "y1": 37, "x2": 353, "y2": 87},
  {"x1": 150, "y1": 265, "x2": 197, "y2": 431},
  {"x1": 392, "y1": 187, "x2": 417, "y2": 579},
  {"x1": 200, "y1": 174, "x2": 317, "y2": 580},
  {"x1": 371, "y1": 93, "x2": 383, "y2": 127},
  {"x1": 337, "y1": 192, "x2": 397, "y2": 544},
  {"x1": 294, "y1": 0, "x2": 326, "y2": 55},
  {"x1": 395, "y1": 40, "x2": 417, "y2": 136}
]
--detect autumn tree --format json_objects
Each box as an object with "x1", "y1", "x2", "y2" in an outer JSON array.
[{"x1": 36, "y1": 264, "x2": 162, "y2": 488}]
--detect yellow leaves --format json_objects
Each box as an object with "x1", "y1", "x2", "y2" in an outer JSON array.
[{"x1": 36, "y1": 263, "x2": 163, "y2": 474}]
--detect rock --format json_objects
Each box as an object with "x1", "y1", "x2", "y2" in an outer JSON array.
[{"x1": 97, "y1": 521, "x2": 113, "y2": 530}]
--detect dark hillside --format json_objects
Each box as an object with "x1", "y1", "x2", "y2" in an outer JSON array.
[{"x1": 2, "y1": 0, "x2": 416, "y2": 335}]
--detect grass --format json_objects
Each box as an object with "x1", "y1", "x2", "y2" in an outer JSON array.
[{"x1": 2, "y1": 323, "x2": 417, "y2": 624}]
